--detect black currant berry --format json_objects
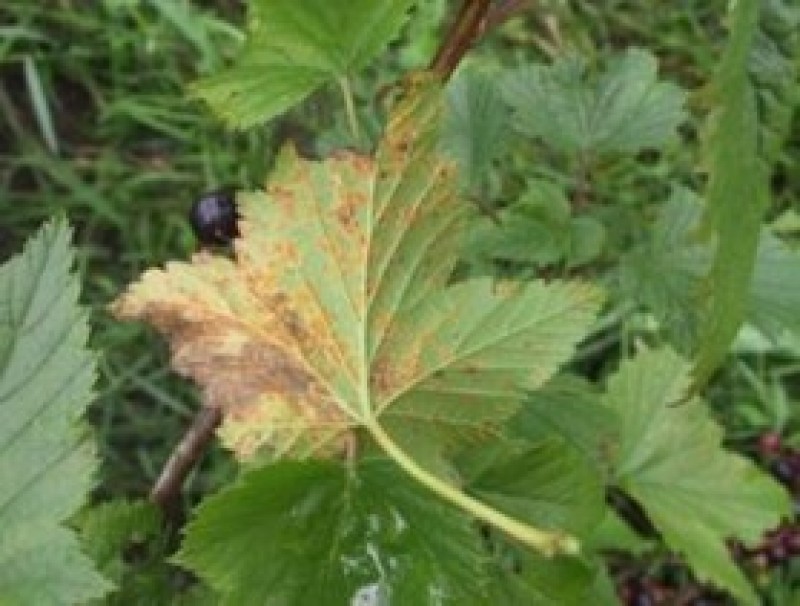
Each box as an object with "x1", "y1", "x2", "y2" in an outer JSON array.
[{"x1": 190, "y1": 188, "x2": 238, "y2": 245}]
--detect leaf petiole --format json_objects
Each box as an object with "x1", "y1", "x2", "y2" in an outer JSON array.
[
  {"x1": 338, "y1": 75, "x2": 361, "y2": 142},
  {"x1": 365, "y1": 419, "x2": 580, "y2": 557}
]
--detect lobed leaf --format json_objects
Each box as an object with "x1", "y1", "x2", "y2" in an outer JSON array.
[
  {"x1": 0, "y1": 220, "x2": 111, "y2": 605},
  {"x1": 458, "y1": 437, "x2": 605, "y2": 539},
  {"x1": 606, "y1": 348, "x2": 791, "y2": 605},
  {"x1": 192, "y1": 0, "x2": 416, "y2": 128},
  {"x1": 113, "y1": 76, "x2": 603, "y2": 465},
  {"x1": 177, "y1": 458, "x2": 488, "y2": 605},
  {"x1": 502, "y1": 49, "x2": 686, "y2": 156},
  {"x1": 619, "y1": 187, "x2": 800, "y2": 348},
  {"x1": 442, "y1": 67, "x2": 510, "y2": 191}
]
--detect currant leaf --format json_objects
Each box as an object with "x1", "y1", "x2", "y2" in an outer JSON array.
[
  {"x1": 177, "y1": 458, "x2": 488, "y2": 605},
  {"x1": 113, "y1": 76, "x2": 603, "y2": 554},
  {"x1": 606, "y1": 348, "x2": 791, "y2": 605},
  {"x1": 192, "y1": 0, "x2": 416, "y2": 128},
  {"x1": 0, "y1": 220, "x2": 111, "y2": 605}
]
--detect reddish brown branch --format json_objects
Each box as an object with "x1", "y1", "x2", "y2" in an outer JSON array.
[
  {"x1": 149, "y1": 407, "x2": 222, "y2": 517},
  {"x1": 430, "y1": 0, "x2": 493, "y2": 80},
  {"x1": 480, "y1": 0, "x2": 536, "y2": 35},
  {"x1": 430, "y1": 0, "x2": 536, "y2": 80}
]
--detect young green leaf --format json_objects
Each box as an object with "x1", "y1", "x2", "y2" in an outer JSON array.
[
  {"x1": 618, "y1": 187, "x2": 710, "y2": 350},
  {"x1": 748, "y1": 232, "x2": 800, "y2": 338},
  {"x1": 0, "y1": 220, "x2": 111, "y2": 605},
  {"x1": 177, "y1": 458, "x2": 488, "y2": 605},
  {"x1": 692, "y1": 0, "x2": 771, "y2": 384},
  {"x1": 113, "y1": 76, "x2": 603, "y2": 554},
  {"x1": 480, "y1": 545, "x2": 616, "y2": 606},
  {"x1": 458, "y1": 437, "x2": 605, "y2": 539},
  {"x1": 606, "y1": 348, "x2": 791, "y2": 605},
  {"x1": 192, "y1": 0, "x2": 415, "y2": 128},
  {"x1": 442, "y1": 67, "x2": 509, "y2": 191},
  {"x1": 510, "y1": 375, "x2": 618, "y2": 473},
  {"x1": 502, "y1": 49, "x2": 686, "y2": 156}
]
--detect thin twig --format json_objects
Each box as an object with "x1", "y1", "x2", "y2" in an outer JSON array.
[
  {"x1": 479, "y1": 0, "x2": 536, "y2": 35},
  {"x1": 430, "y1": 0, "x2": 493, "y2": 80},
  {"x1": 149, "y1": 407, "x2": 222, "y2": 518}
]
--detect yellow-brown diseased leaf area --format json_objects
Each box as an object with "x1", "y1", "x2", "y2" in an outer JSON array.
[
  {"x1": 111, "y1": 252, "x2": 352, "y2": 460},
  {"x1": 112, "y1": 75, "x2": 603, "y2": 463}
]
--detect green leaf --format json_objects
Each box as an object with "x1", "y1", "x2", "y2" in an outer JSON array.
[
  {"x1": 192, "y1": 0, "x2": 415, "y2": 127},
  {"x1": 502, "y1": 48, "x2": 686, "y2": 156},
  {"x1": 465, "y1": 180, "x2": 572, "y2": 268},
  {"x1": 78, "y1": 500, "x2": 161, "y2": 578},
  {"x1": 177, "y1": 458, "x2": 488, "y2": 605},
  {"x1": 606, "y1": 348, "x2": 791, "y2": 605},
  {"x1": 479, "y1": 542, "x2": 615, "y2": 606},
  {"x1": 567, "y1": 216, "x2": 606, "y2": 268},
  {"x1": 442, "y1": 67, "x2": 509, "y2": 191},
  {"x1": 748, "y1": 0, "x2": 800, "y2": 163},
  {"x1": 583, "y1": 509, "x2": 654, "y2": 555},
  {"x1": 115, "y1": 79, "x2": 603, "y2": 554},
  {"x1": 619, "y1": 187, "x2": 800, "y2": 347},
  {"x1": 618, "y1": 187, "x2": 709, "y2": 350},
  {"x1": 749, "y1": 233, "x2": 800, "y2": 338},
  {"x1": 693, "y1": 0, "x2": 770, "y2": 384},
  {"x1": 510, "y1": 375, "x2": 618, "y2": 474},
  {"x1": 0, "y1": 220, "x2": 111, "y2": 605},
  {"x1": 459, "y1": 437, "x2": 606, "y2": 538}
]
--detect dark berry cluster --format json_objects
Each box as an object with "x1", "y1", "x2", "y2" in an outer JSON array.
[
  {"x1": 741, "y1": 524, "x2": 800, "y2": 568},
  {"x1": 757, "y1": 431, "x2": 800, "y2": 500},
  {"x1": 618, "y1": 576, "x2": 668, "y2": 606},
  {"x1": 728, "y1": 431, "x2": 800, "y2": 569},
  {"x1": 617, "y1": 575, "x2": 728, "y2": 606}
]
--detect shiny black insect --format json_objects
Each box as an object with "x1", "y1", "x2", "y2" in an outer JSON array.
[{"x1": 189, "y1": 188, "x2": 238, "y2": 245}]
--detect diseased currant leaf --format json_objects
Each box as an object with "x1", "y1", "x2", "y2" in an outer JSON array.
[
  {"x1": 114, "y1": 76, "x2": 602, "y2": 557},
  {"x1": 0, "y1": 220, "x2": 111, "y2": 605},
  {"x1": 458, "y1": 437, "x2": 605, "y2": 538},
  {"x1": 192, "y1": 0, "x2": 415, "y2": 127},
  {"x1": 502, "y1": 48, "x2": 686, "y2": 156},
  {"x1": 177, "y1": 458, "x2": 488, "y2": 605},
  {"x1": 113, "y1": 77, "x2": 603, "y2": 467},
  {"x1": 606, "y1": 348, "x2": 791, "y2": 605}
]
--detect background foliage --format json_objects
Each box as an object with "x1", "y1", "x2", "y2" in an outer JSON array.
[{"x1": 1, "y1": 0, "x2": 800, "y2": 604}]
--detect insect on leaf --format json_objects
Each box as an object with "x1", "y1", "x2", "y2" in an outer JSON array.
[{"x1": 113, "y1": 74, "x2": 603, "y2": 554}]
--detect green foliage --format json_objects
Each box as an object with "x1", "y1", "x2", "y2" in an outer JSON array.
[
  {"x1": 501, "y1": 49, "x2": 687, "y2": 157},
  {"x1": 442, "y1": 66, "x2": 509, "y2": 191},
  {"x1": 692, "y1": 0, "x2": 763, "y2": 378},
  {"x1": 0, "y1": 220, "x2": 110, "y2": 605},
  {"x1": 5, "y1": 1, "x2": 800, "y2": 604},
  {"x1": 620, "y1": 187, "x2": 800, "y2": 347},
  {"x1": 466, "y1": 180, "x2": 607, "y2": 271},
  {"x1": 177, "y1": 458, "x2": 487, "y2": 605},
  {"x1": 606, "y1": 348, "x2": 791, "y2": 604},
  {"x1": 510, "y1": 375, "x2": 618, "y2": 473},
  {"x1": 458, "y1": 437, "x2": 605, "y2": 538},
  {"x1": 192, "y1": 0, "x2": 416, "y2": 127}
]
